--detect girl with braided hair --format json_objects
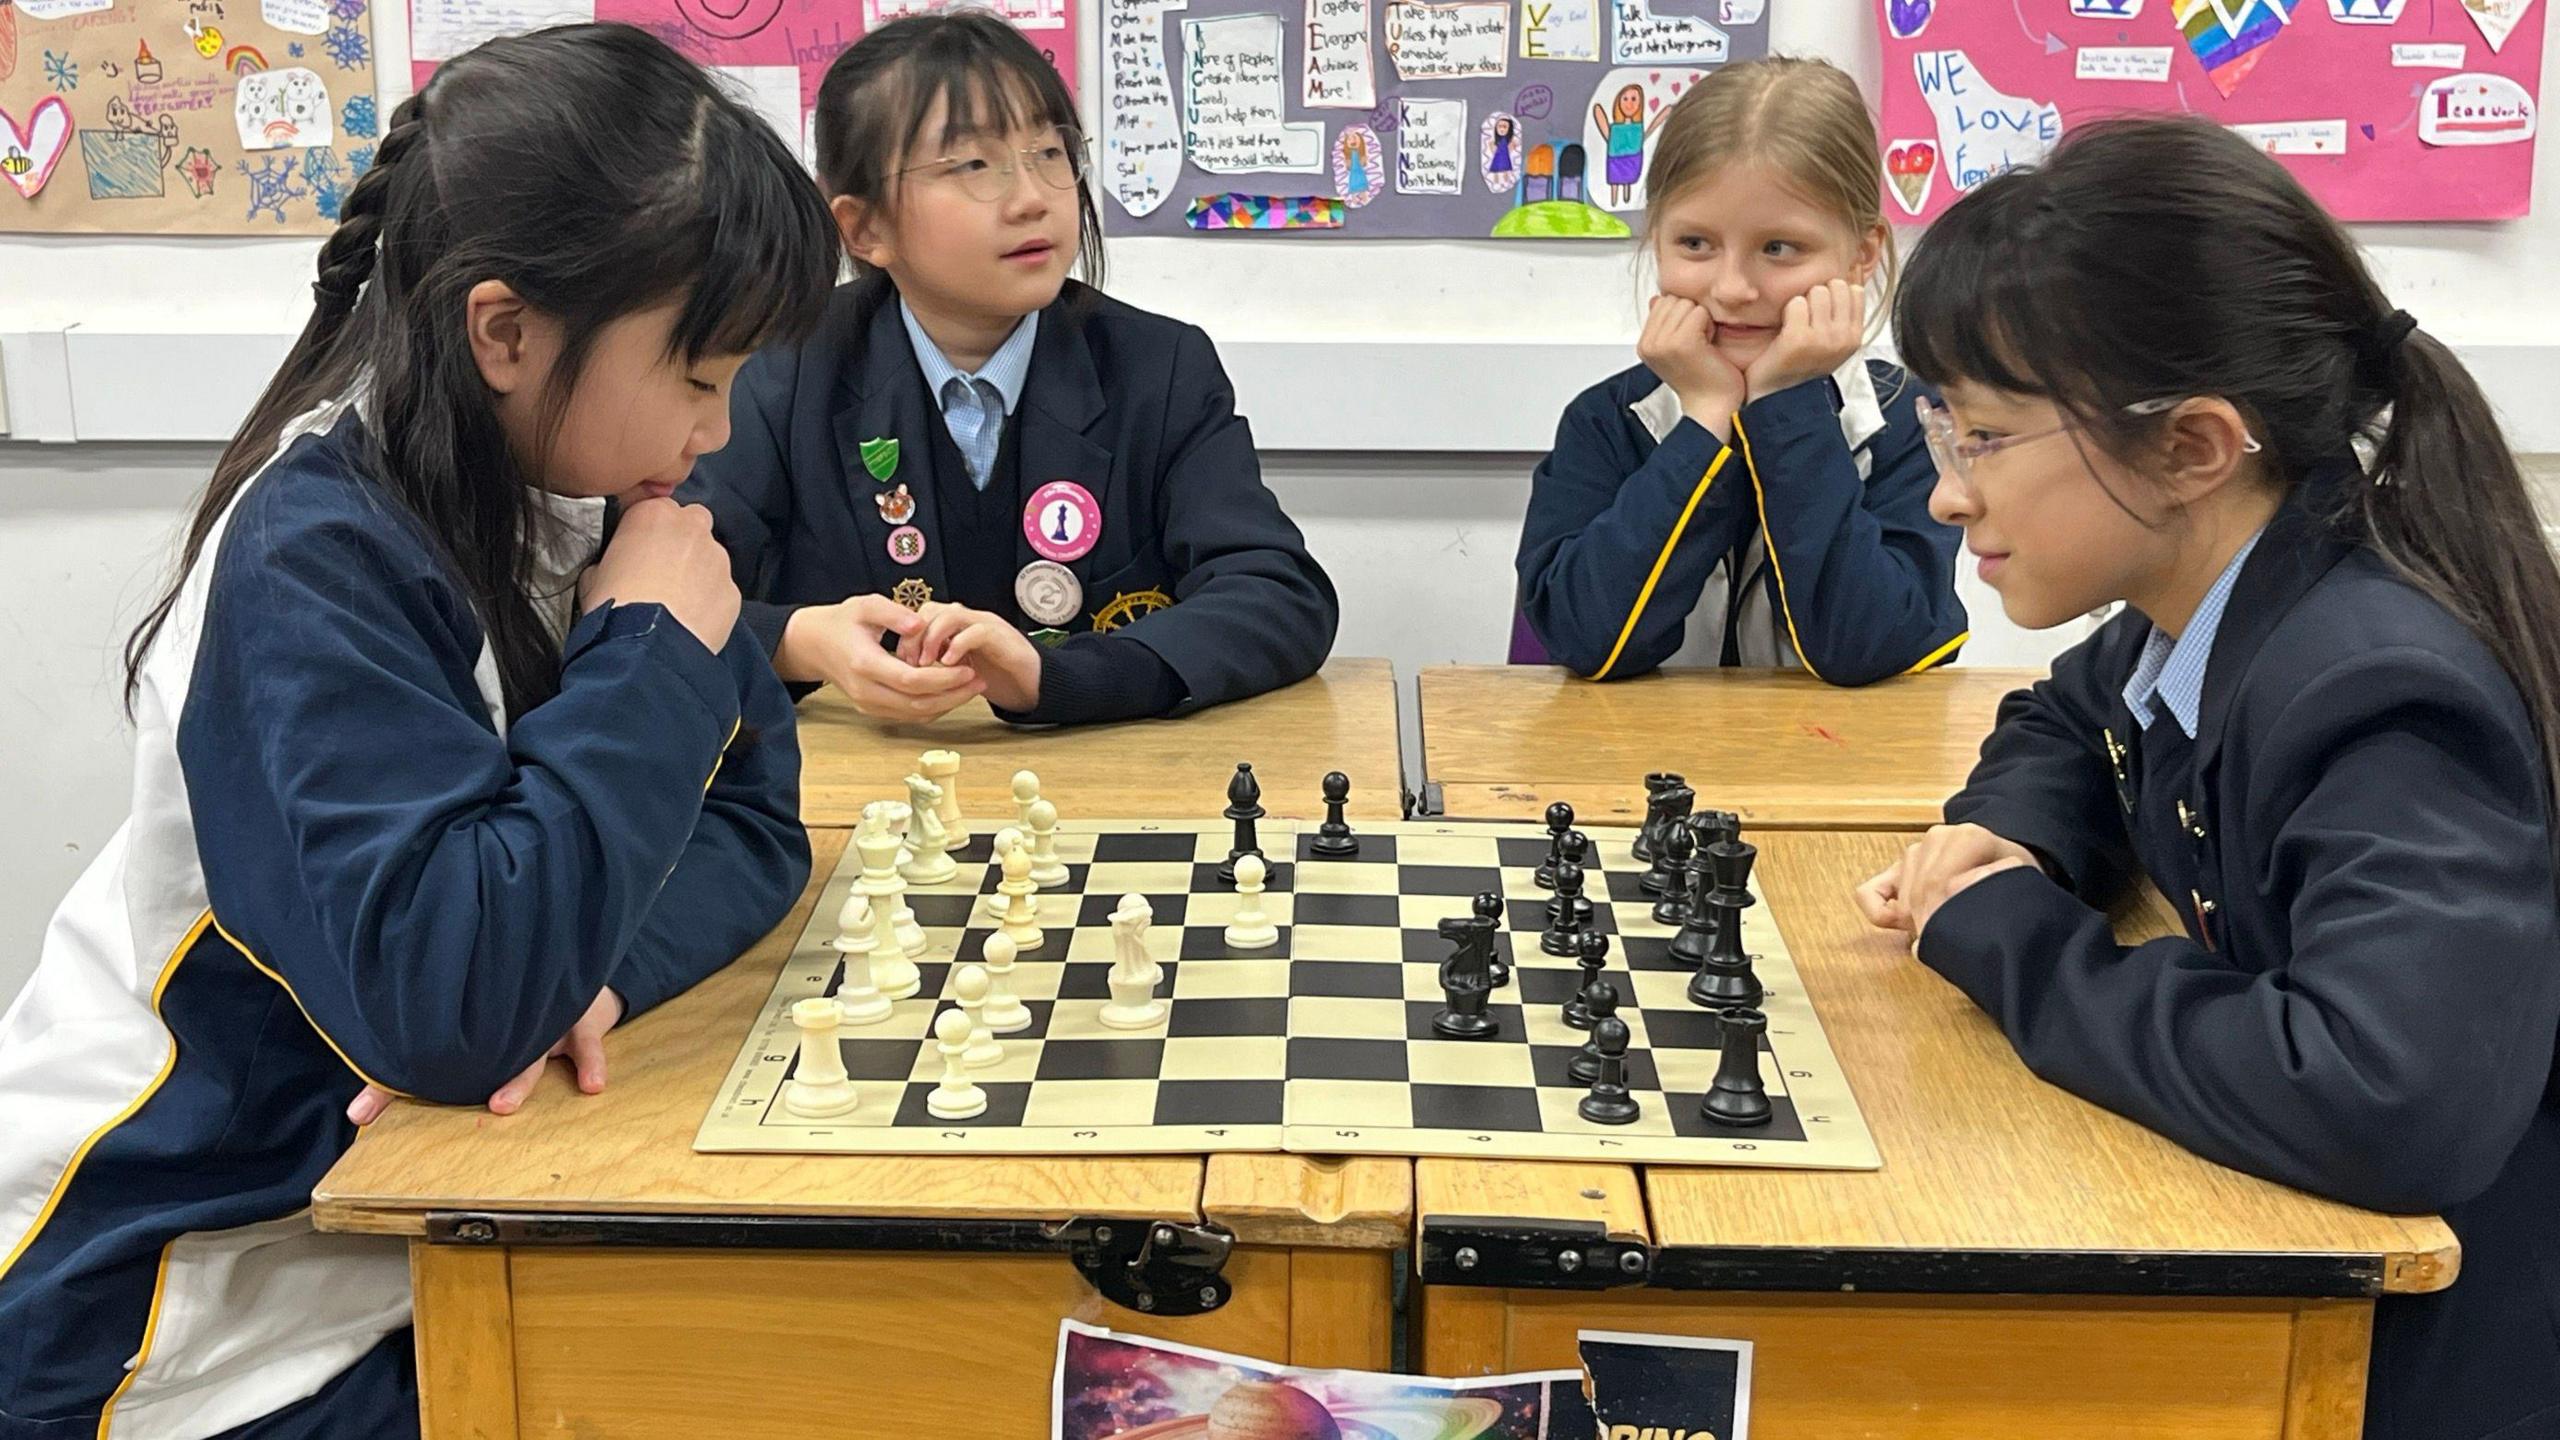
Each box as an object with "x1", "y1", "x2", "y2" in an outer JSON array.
[{"x1": 0, "y1": 24, "x2": 836, "y2": 1438}]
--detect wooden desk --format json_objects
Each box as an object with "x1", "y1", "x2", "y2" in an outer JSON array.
[
  {"x1": 1411, "y1": 831, "x2": 2456, "y2": 1439},
  {"x1": 798, "y1": 657, "x2": 1405, "y2": 829},
  {"x1": 1417, "y1": 664, "x2": 2035, "y2": 829},
  {"x1": 317, "y1": 842, "x2": 1412, "y2": 1437}
]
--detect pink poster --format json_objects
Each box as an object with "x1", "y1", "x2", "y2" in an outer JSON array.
[
  {"x1": 1873, "y1": 0, "x2": 2544, "y2": 223},
  {"x1": 409, "y1": 0, "x2": 1080, "y2": 152}
]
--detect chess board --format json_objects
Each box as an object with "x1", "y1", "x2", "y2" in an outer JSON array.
[{"x1": 697, "y1": 821, "x2": 1879, "y2": 1170}]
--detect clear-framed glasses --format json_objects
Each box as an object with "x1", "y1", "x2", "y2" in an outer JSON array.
[
  {"x1": 1915, "y1": 394, "x2": 2256, "y2": 487},
  {"x1": 898, "y1": 125, "x2": 1088, "y2": 203}
]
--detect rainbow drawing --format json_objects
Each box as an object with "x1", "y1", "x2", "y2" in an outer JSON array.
[
  {"x1": 2171, "y1": 0, "x2": 2297, "y2": 97},
  {"x1": 227, "y1": 45, "x2": 268, "y2": 75}
]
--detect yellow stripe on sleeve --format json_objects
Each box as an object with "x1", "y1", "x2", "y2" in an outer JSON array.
[{"x1": 1592, "y1": 443, "x2": 1734, "y2": 681}]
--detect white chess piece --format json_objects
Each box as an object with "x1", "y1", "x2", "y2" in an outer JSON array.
[
  {"x1": 1100, "y1": 893, "x2": 1165, "y2": 1030},
  {"x1": 853, "y1": 825, "x2": 922, "y2": 998},
  {"x1": 782, "y1": 998, "x2": 859, "y2": 1118},
  {"x1": 980, "y1": 933, "x2": 1033, "y2": 1033},
  {"x1": 830, "y1": 892, "x2": 894, "y2": 1024},
  {"x1": 981, "y1": 826, "x2": 1026, "y2": 919},
  {"x1": 1223, "y1": 853, "x2": 1279, "y2": 950},
  {"x1": 1012, "y1": 769, "x2": 1041, "y2": 832},
  {"x1": 861, "y1": 802, "x2": 928, "y2": 955},
  {"x1": 1026, "y1": 800, "x2": 1069, "y2": 888},
  {"x1": 921, "y1": 749, "x2": 966, "y2": 847},
  {"x1": 998, "y1": 842, "x2": 1045, "y2": 950},
  {"x1": 899, "y1": 775, "x2": 958, "y2": 885},
  {"x1": 952, "y1": 964, "x2": 1005, "y2": 1068},
  {"x1": 925, "y1": 1007, "x2": 987, "y2": 1120}
]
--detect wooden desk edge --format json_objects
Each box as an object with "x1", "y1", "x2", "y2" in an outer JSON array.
[{"x1": 1200, "y1": 1155, "x2": 1413, "y2": 1251}]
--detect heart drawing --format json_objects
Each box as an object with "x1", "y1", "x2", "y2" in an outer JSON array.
[
  {"x1": 1888, "y1": 0, "x2": 1935, "y2": 38},
  {"x1": 1885, "y1": 138, "x2": 1937, "y2": 216},
  {"x1": 2172, "y1": 0, "x2": 2299, "y2": 98},
  {"x1": 1, "y1": 96, "x2": 73, "y2": 201},
  {"x1": 2462, "y1": 0, "x2": 2536, "y2": 53}
]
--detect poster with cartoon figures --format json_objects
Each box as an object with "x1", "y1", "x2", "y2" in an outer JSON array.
[
  {"x1": 1874, "y1": 0, "x2": 2545, "y2": 223},
  {"x1": 1, "y1": 0, "x2": 380, "y2": 233},
  {"x1": 407, "y1": 0, "x2": 1080, "y2": 170},
  {"x1": 1103, "y1": 0, "x2": 1770, "y2": 236}
]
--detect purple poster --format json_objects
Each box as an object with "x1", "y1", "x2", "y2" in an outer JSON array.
[{"x1": 1103, "y1": 0, "x2": 1772, "y2": 237}]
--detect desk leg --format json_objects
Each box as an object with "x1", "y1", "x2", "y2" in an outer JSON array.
[
  {"x1": 410, "y1": 1244, "x2": 519, "y2": 1440},
  {"x1": 1287, "y1": 1249, "x2": 1395, "y2": 1370},
  {"x1": 2286, "y1": 1300, "x2": 2374, "y2": 1440}
]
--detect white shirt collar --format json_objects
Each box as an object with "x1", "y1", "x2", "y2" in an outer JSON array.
[{"x1": 1630, "y1": 351, "x2": 1886, "y2": 454}]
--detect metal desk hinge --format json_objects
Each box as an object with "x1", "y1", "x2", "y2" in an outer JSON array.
[
  {"x1": 1418, "y1": 1215, "x2": 1652, "y2": 1290},
  {"x1": 1413, "y1": 781, "x2": 1444, "y2": 817},
  {"x1": 423, "y1": 1211, "x2": 1237, "y2": 1318}
]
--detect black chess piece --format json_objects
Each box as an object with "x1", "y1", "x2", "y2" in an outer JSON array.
[
  {"x1": 1544, "y1": 832, "x2": 1592, "y2": 926},
  {"x1": 1638, "y1": 785, "x2": 1697, "y2": 896},
  {"x1": 1667, "y1": 841, "x2": 1715, "y2": 968},
  {"x1": 1310, "y1": 771, "x2": 1360, "y2": 858},
  {"x1": 1692, "y1": 809, "x2": 1741, "y2": 854},
  {"x1": 1700, "y1": 1006, "x2": 1773, "y2": 1128},
  {"x1": 1218, "y1": 762, "x2": 1266, "y2": 885},
  {"x1": 1651, "y1": 823, "x2": 1697, "y2": 926},
  {"x1": 1474, "y1": 891, "x2": 1511, "y2": 988},
  {"x1": 1631, "y1": 771, "x2": 1686, "y2": 863},
  {"x1": 1686, "y1": 841, "x2": 1763, "y2": 1009},
  {"x1": 1533, "y1": 802, "x2": 1575, "y2": 890},
  {"x1": 1562, "y1": 930, "x2": 1609, "y2": 1029},
  {"x1": 1542, "y1": 861, "x2": 1590, "y2": 957},
  {"x1": 1567, "y1": 980, "x2": 1620, "y2": 1085},
  {"x1": 1432, "y1": 908, "x2": 1501, "y2": 1039},
  {"x1": 1577, "y1": 1016, "x2": 1642, "y2": 1125}
]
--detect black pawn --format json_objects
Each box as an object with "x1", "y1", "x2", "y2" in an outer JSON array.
[
  {"x1": 1567, "y1": 981, "x2": 1620, "y2": 1085},
  {"x1": 1666, "y1": 842, "x2": 1715, "y2": 968},
  {"x1": 1544, "y1": 832, "x2": 1591, "y2": 926},
  {"x1": 1632, "y1": 771, "x2": 1688, "y2": 864},
  {"x1": 1542, "y1": 861, "x2": 1590, "y2": 957},
  {"x1": 1475, "y1": 891, "x2": 1511, "y2": 988},
  {"x1": 1310, "y1": 771, "x2": 1359, "y2": 857},
  {"x1": 1218, "y1": 762, "x2": 1265, "y2": 885},
  {"x1": 1651, "y1": 823, "x2": 1697, "y2": 926},
  {"x1": 1562, "y1": 930, "x2": 1609, "y2": 1029},
  {"x1": 1577, "y1": 1016, "x2": 1642, "y2": 1125},
  {"x1": 1686, "y1": 841, "x2": 1763, "y2": 1010},
  {"x1": 1700, "y1": 1006, "x2": 1773, "y2": 1128},
  {"x1": 1638, "y1": 786, "x2": 1697, "y2": 896},
  {"x1": 1533, "y1": 802, "x2": 1575, "y2": 890}
]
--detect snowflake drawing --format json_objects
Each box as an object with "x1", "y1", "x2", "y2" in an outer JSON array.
[
  {"x1": 238, "y1": 154, "x2": 306, "y2": 224},
  {"x1": 43, "y1": 48, "x2": 76, "y2": 91},
  {"x1": 322, "y1": 22, "x2": 366, "y2": 68},
  {"x1": 288, "y1": 40, "x2": 304, "y2": 56},
  {"x1": 341, "y1": 94, "x2": 377, "y2": 138},
  {"x1": 330, "y1": 0, "x2": 366, "y2": 19},
  {"x1": 347, "y1": 145, "x2": 374, "y2": 178},
  {"x1": 179, "y1": 147, "x2": 219, "y2": 199},
  {"x1": 304, "y1": 147, "x2": 347, "y2": 219}
]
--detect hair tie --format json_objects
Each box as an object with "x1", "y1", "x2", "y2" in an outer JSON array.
[
  {"x1": 2355, "y1": 308, "x2": 2417, "y2": 385},
  {"x1": 2374, "y1": 309, "x2": 2418, "y2": 350}
]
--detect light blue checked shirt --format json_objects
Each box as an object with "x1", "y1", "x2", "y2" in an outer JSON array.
[
  {"x1": 2123, "y1": 528, "x2": 2264, "y2": 739},
  {"x1": 900, "y1": 299, "x2": 1037, "y2": 492}
]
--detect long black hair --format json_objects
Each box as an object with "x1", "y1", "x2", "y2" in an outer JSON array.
[
  {"x1": 811, "y1": 8, "x2": 1104, "y2": 288},
  {"x1": 1895, "y1": 115, "x2": 2560, "y2": 826},
  {"x1": 125, "y1": 23, "x2": 839, "y2": 717}
]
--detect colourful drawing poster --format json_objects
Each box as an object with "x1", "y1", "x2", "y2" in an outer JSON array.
[
  {"x1": 1104, "y1": 0, "x2": 1769, "y2": 238},
  {"x1": 409, "y1": 0, "x2": 1080, "y2": 165},
  {"x1": 2, "y1": 0, "x2": 381, "y2": 234},
  {"x1": 1874, "y1": 0, "x2": 2543, "y2": 223}
]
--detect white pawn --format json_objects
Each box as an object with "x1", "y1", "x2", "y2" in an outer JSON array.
[
  {"x1": 830, "y1": 892, "x2": 894, "y2": 1023},
  {"x1": 899, "y1": 775, "x2": 958, "y2": 885},
  {"x1": 783, "y1": 997, "x2": 859, "y2": 1118},
  {"x1": 1026, "y1": 800, "x2": 1070, "y2": 888},
  {"x1": 980, "y1": 933, "x2": 1033, "y2": 1034},
  {"x1": 981, "y1": 826, "x2": 1026, "y2": 920},
  {"x1": 921, "y1": 749, "x2": 967, "y2": 846},
  {"x1": 1224, "y1": 853, "x2": 1279, "y2": 950},
  {"x1": 998, "y1": 842, "x2": 1045, "y2": 950},
  {"x1": 1100, "y1": 892, "x2": 1165, "y2": 1030},
  {"x1": 952, "y1": 964, "x2": 1005, "y2": 1068},
  {"x1": 1012, "y1": 770, "x2": 1042, "y2": 831},
  {"x1": 925, "y1": 1007, "x2": 987, "y2": 1120}
]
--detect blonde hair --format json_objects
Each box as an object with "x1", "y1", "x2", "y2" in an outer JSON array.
[{"x1": 1641, "y1": 57, "x2": 1897, "y2": 332}]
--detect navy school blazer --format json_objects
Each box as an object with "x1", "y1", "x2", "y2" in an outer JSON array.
[
  {"x1": 1924, "y1": 473, "x2": 2560, "y2": 1440},
  {"x1": 681, "y1": 276, "x2": 1339, "y2": 725}
]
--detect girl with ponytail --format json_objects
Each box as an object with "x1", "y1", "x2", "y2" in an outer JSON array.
[
  {"x1": 1858, "y1": 115, "x2": 2560, "y2": 1439},
  {"x1": 0, "y1": 24, "x2": 836, "y2": 1437}
]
